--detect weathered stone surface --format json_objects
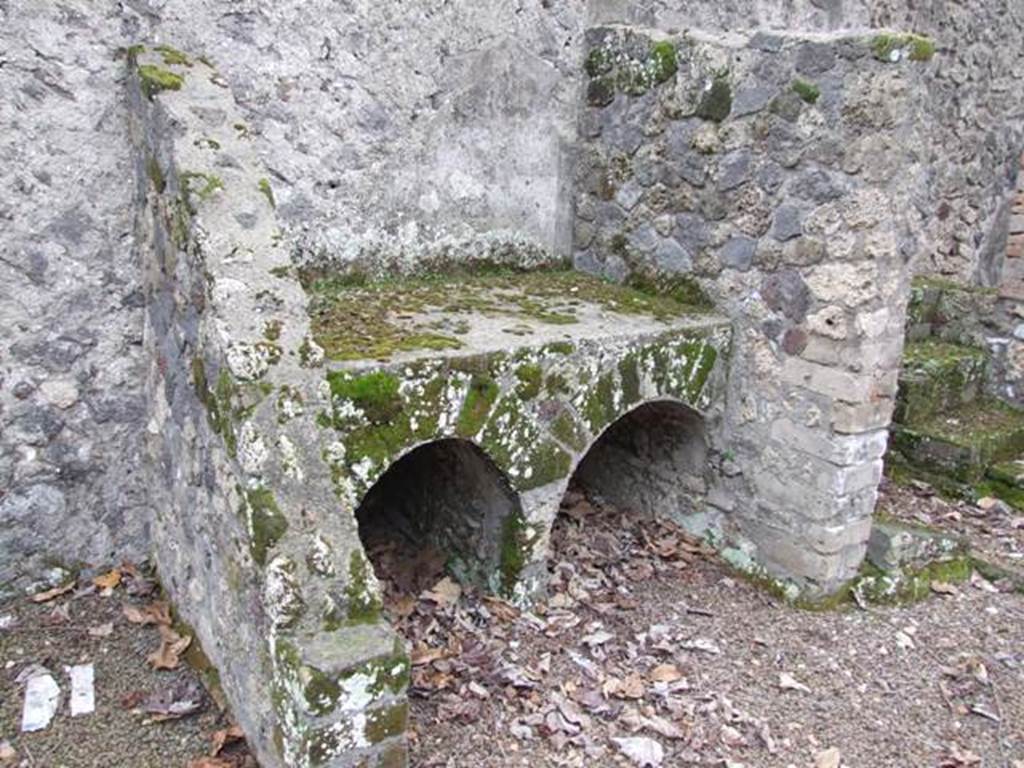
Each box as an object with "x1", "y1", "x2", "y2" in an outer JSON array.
[{"x1": 573, "y1": 26, "x2": 936, "y2": 598}]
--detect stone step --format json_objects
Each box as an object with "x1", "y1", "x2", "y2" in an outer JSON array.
[
  {"x1": 981, "y1": 456, "x2": 1024, "y2": 510},
  {"x1": 889, "y1": 398, "x2": 1024, "y2": 483},
  {"x1": 894, "y1": 340, "x2": 988, "y2": 424}
]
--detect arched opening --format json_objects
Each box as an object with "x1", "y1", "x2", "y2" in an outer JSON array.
[
  {"x1": 355, "y1": 438, "x2": 523, "y2": 600},
  {"x1": 568, "y1": 399, "x2": 709, "y2": 526}
]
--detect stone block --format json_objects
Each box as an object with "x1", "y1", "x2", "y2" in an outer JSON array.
[
  {"x1": 781, "y1": 357, "x2": 876, "y2": 402},
  {"x1": 866, "y1": 519, "x2": 965, "y2": 572},
  {"x1": 806, "y1": 516, "x2": 874, "y2": 556},
  {"x1": 832, "y1": 398, "x2": 896, "y2": 434}
]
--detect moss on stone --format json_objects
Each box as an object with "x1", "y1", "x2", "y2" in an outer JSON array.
[
  {"x1": 192, "y1": 358, "x2": 240, "y2": 457},
  {"x1": 551, "y1": 410, "x2": 588, "y2": 452},
  {"x1": 871, "y1": 33, "x2": 936, "y2": 63},
  {"x1": 618, "y1": 354, "x2": 641, "y2": 405},
  {"x1": 582, "y1": 372, "x2": 619, "y2": 434},
  {"x1": 514, "y1": 364, "x2": 543, "y2": 401},
  {"x1": 545, "y1": 373, "x2": 569, "y2": 396},
  {"x1": 456, "y1": 375, "x2": 499, "y2": 437},
  {"x1": 328, "y1": 371, "x2": 403, "y2": 424},
  {"x1": 246, "y1": 488, "x2": 289, "y2": 566},
  {"x1": 364, "y1": 701, "x2": 409, "y2": 744},
  {"x1": 852, "y1": 555, "x2": 973, "y2": 604},
  {"x1": 264, "y1": 320, "x2": 283, "y2": 343},
  {"x1": 180, "y1": 171, "x2": 224, "y2": 202},
  {"x1": 792, "y1": 79, "x2": 821, "y2": 104},
  {"x1": 154, "y1": 44, "x2": 192, "y2": 67},
  {"x1": 346, "y1": 550, "x2": 383, "y2": 623},
  {"x1": 498, "y1": 510, "x2": 530, "y2": 597},
  {"x1": 626, "y1": 271, "x2": 712, "y2": 309},
  {"x1": 120, "y1": 44, "x2": 146, "y2": 64},
  {"x1": 584, "y1": 46, "x2": 615, "y2": 78},
  {"x1": 146, "y1": 155, "x2": 166, "y2": 193},
  {"x1": 648, "y1": 41, "x2": 678, "y2": 83},
  {"x1": 137, "y1": 64, "x2": 184, "y2": 99},
  {"x1": 695, "y1": 73, "x2": 732, "y2": 122},
  {"x1": 258, "y1": 177, "x2": 276, "y2": 208},
  {"x1": 306, "y1": 268, "x2": 707, "y2": 363}
]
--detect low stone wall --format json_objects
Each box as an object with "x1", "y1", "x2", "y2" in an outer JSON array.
[
  {"x1": 127, "y1": 43, "x2": 734, "y2": 767},
  {"x1": 130, "y1": 49, "x2": 410, "y2": 767},
  {"x1": 573, "y1": 26, "x2": 933, "y2": 594}
]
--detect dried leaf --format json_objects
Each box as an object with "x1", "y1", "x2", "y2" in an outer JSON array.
[
  {"x1": 123, "y1": 601, "x2": 172, "y2": 626},
  {"x1": 188, "y1": 759, "x2": 233, "y2": 768},
  {"x1": 680, "y1": 638, "x2": 720, "y2": 655},
  {"x1": 30, "y1": 582, "x2": 75, "y2": 603},
  {"x1": 779, "y1": 672, "x2": 811, "y2": 694},
  {"x1": 422, "y1": 577, "x2": 461, "y2": 607},
  {"x1": 148, "y1": 624, "x2": 192, "y2": 670},
  {"x1": 210, "y1": 724, "x2": 246, "y2": 756},
  {"x1": 93, "y1": 569, "x2": 122, "y2": 590},
  {"x1": 648, "y1": 664, "x2": 682, "y2": 684},
  {"x1": 0, "y1": 741, "x2": 16, "y2": 764},
  {"x1": 143, "y1": 679, "x2": 205, "y2": 721},
  {"x1": 410, "y1": 644, "x2": 448, "y2": 667},
  {"x1": 581, "y1": 630, "x2": 615, "y2": 647},
  {"x1": 88, "y1": 622, "x2": 114, "y2": 638},
  {"x1": 931, "y1": 581, "x2": 958, "y2": 596},
  {"x1": 612, "y1": 736, "x2": 664, "y2": 767},
  {"x1": 815, "y1": 747, "x2": 841, "y2": 768},
  {"x1": 642, "y1": 714, "x2": 685, "y2": 740}
]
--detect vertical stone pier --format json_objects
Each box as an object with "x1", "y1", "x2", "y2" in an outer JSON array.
[{"x1": 573, "y1": 27, "x2": 933, "y2": 596}]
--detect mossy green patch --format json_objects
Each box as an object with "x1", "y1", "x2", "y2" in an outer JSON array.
[
  {"x1": 327, "y1": 371, "x2": 403, "y2": 424},
  {"x1": 498, "y1": 510, "x2": 531, "y2": 597},
  {"x1": 192, "y1": 358, "x2": 239, "y2": 457},
  {"x1": 648, "y1": 41, "x2": 678, "y2": 84},
  {"x1": 457, "y1": 375, "x2": 499, "y2": 437},
  {"x1": 582, "y1": 372, "x2": 618, "y2": 434},
  {"x1": 585, "y1": 46, "x2": 615, "y2": 78},
  {"x1": 154, "y1": 44, "x2": 192, "y2": 67},
  {"x1": 137, "y1": 64, "x2": 184, "y2": 99},
  {"x1": 307, "y1": 269, "x2": 708, "y2": 363},
  {"x1": 871, "y1": 33, "x2": 936, "y2": 62},
  {"x1": 364, "y1": 701, "x2": 409, "y2": 744},
  {"x1": 618, "y1": 354, "x2": 641, "y2": 406},
  {"x1": 792, "y1": 79, "x2": 821, "y2": 104},
  {"x1": 514, "y1": 364, "x2": 543, "y2": 401},
  {"x1": 346, "y1": 550, "x2": 382, "y2": 623},
  {"x1": 550, "y1": 410, "x2": 588, "y2": 452},
  {"x1": 146, "y1": 155, "x2": 166, "y2": 193},
  {"x1": 258, "y1": 178, "x2": 276, "y2": 208},
  {"x1": 852, "y1": 556, "x2": 972, "y2": 604},
  {"x1": 695, "y1": 73, "x2": 732, "y2": 122},
  {"x1": 264, "y1": 320, "x2": 283, "y2": 342},
  {"x1": 246, "y1": 488, "x2": 289, "y2": 566},
  {"x1": 180, "y1": 171, "x2": 224, "y2": 203}
]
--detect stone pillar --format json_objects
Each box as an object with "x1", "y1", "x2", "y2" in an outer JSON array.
[{"x1": 573, "y1": 27, "x2": 933, "y2": 597}]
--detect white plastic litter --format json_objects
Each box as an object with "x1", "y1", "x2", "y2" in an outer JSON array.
[
  {"x1": 21, "y1": 673, "x2": 60, "y2": 732},
  {"x1": 68, "y1": 664, "x2": 95, "y2": 717}
]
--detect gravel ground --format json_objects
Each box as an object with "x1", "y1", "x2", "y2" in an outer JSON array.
[{"x1": 0, "y1": 570, "x2": 251, "y2": 768}]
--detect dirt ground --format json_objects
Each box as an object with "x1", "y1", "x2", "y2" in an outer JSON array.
[
  {"x1": 0, "y1": 566, "x2": 252, "y2": 768},
  {"x1": 2, "y1": 480, "x2": 1023, "y2": 768},
  {"x1": 397, "y1": 485, "x2": 1024, "y2": 768}
]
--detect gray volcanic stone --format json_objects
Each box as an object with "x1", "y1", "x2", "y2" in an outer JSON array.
[
  {"x1": 720, "y1": 236, "x2": 757, "y2": 271},
  {"x1": 762, "y1": 268, "x2": 811, "y2": 322},
  {"x1": 771, "y1": 204, "x2": 804, "y2": 241},
  {"x1": 718, "y1": 150, "x2": 753, "y2": 191}
]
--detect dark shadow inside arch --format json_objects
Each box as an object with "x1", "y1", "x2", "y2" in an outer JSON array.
[
  {"x1": 568, "y1": 400, "x2": 709, "y2": 524},
  {"x1": 355, "y1": 438, "x2": 522, "y2": 598}
]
